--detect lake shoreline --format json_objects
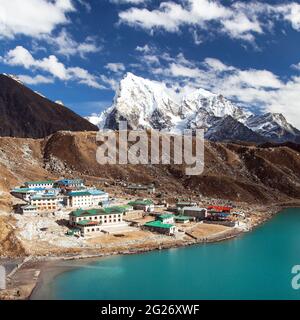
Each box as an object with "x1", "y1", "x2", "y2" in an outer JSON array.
[{"x1": 1, "y1": 202, "x2": 299, "y2": 300}]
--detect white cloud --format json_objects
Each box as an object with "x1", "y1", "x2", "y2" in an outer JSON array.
[
  {"x1": 44, "y1": 29, "x2": 101, "y2": 58},
  {"x1": 277, "y1": 2, "x2": 300, "y2": 31},
  {"x1": 291, "y1": 62, "x2": 300, "y2": 70},
  {"x1": 169, "y1": 63, "x2": 203, "y2": 78},
  {"x1": 18, "y1": 74, "x2": 54, "y2": 85},
  {"x1": 262, "y1": 76, "x2": 300, "y2": 126},
  {"x1": 203, "y1": 58, "x2": 233, "y2": 72},
  {"x1": 111, "y1": 0, "x2": 148, "y2": 4},
  {"x1": 105, "y1": 62, "x2": 126, "y2": 73},
  {"x1": 2, "y1": 46, "x2": 103, "y2": 89},
  {"x1": 77, "y1": 0, "x2": 92, "y2": 12},
  {"x1": 192, "y1": 29, "x2": 203, "y2": 45},
  {"x1": 227, "y1": 69, "x2": 283, "y2": 89},
  {"x1": 118, "y1": 0, "x2": 300, "y2": 43},
  {"x1": 190, "y1": 0, "x2": 231, "y2": 21},
  {"x1": 0, "y1": 0, "x2": 75, "y2": 39},
  {"x1": 221, "y1": 13, "x2": 263, "y2": 41},
  {"x1": 100, "y1": 75, "x2": 119, "y2": 90},
  {"x1": 119, "y1": 2, "x2": 192, "y2": 32},
  {"x1": 135, "y1": 44, "x2": 151, "y2": 53}
]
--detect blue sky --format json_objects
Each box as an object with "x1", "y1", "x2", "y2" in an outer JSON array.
[{"x1": 1, "y1": 0, "x2": 300, "y2": 127}]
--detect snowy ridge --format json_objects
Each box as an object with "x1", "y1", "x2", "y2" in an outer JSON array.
[
  {"x1": 3, "y1": 73, "x2": 24, "y2": 85},
  {"x1": 87, "y1": 73, "x2": 300, "y2": 143}
]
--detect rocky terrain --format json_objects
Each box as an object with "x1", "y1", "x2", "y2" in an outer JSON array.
[
  {"x1": 0, "y1": 216, "x2": 25, "y2": 257},
  {"x1": 0, "y1": 74, "x2": 98, "y2": 138},
  {"x1": 0, "y1": 130, "x2": 299, "y2": 207}
]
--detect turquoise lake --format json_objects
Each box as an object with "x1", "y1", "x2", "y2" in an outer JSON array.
[{"x1": 33, "y1": 208, "x2": 300, "y2": 300}]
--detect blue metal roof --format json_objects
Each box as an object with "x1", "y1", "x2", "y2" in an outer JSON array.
[
  {"x1": 68, "y1": 191, "x2": 91, "y2": 197},
  {"x1": 12, "y1": 187, "x2": 44, "y2": 193},
  {"x1": 87, "y1": 189, "x2": 107, "y2": 195},
  {"x1": 56, "y1": 179, "x2": 83, "y2": 185},
  {"x1": 31, "y1": 194, "x2": 57, "y2": 200}
]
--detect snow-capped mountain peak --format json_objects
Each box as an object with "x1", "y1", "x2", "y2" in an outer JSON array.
[
  {"x1": 86, "y1": 73, "x2": 300, "y2": 143},
  {"x1": 246, "y1": 112, "x2": 300, "y2": 142},
  {"x1": 99, "y1": 72, "x2": 181, "y2": 130},
  {"x1": 180, "y1": 89, "x2": 252, "y2": 123}
]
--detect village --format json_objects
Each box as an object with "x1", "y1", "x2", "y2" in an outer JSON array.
[
  {"x1": 10, "y1": 178, "x2": 251, "y2": 247},
  {"x1": 0, "y1": 178, "x2": 275, "y2": 300}
]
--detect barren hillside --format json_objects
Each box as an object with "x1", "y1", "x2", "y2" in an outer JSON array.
[
  {"x1": 0, "y1": 216, "x2": 26, "y2": 257},
  {"x1": 0, "y1": 131, "x2": 299, "y2": 209},
  {"x1": 0, "y1": 74, "x2": 98, "y2": 138}
]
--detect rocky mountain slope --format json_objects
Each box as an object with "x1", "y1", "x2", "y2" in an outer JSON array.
[
  {"x1": 205, "y1": 116, "x2": 266, "y2": 143},
  {"x1": 0, "y1": 131, "x2": 299, "y2": 206},
  {"x1": 87, "y1": 73, "x2": 300, "y2": 143},
  {"x1": 246, "y1": 113, "x2": 300, "y2": 143},
  {"x1": 0, "y1": 74, "x2": 98, "y2": 138}
]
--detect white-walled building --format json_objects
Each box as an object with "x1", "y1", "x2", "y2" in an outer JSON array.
[
  {"x1": 54, "y1": 179, "x2": 84, "y2": 189},
  {"x1": 69, "y1": 208, "x2": 124, "y2": 237},
  {"x1": 21, "y1": 205, "x2": 38, "y2": 215},
  {"x1": 30, "y1": 194, "x2": 59, "y2": 212},
  {"x1": 157, "y1": 214, "x2": 175, "y2": 224},
  {"x1": 144, "y1": 220, "x2": 178, "y2": 236},
  {"x1": 11, "y1": 180, "x2": 110, "y2": 214},
  {"x1": 181, "y1": 207, "x2": 208, "y2": 220},
  {"x1": 128, "y1": 199, "x2": 154, "y2": 212},
  {"x1": 66, "y1": 190, "x2": 109, "y2": 208},
  {"x1": 88, "y1": 189, "x2": 109, "y2": 207},
  {"x1": 11, "y1": 187, "x2": 60, "y2": 202},
  {"x1": 24, "y1": 180, "x2": 54, "y2": 189},
  {"x1": 11, "y1": 188, "x2": 44, "y2": 201}
]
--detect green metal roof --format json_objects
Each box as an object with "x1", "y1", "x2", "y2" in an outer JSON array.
[
  {"x1": 70, "y1": 208, "x2": 123, "y2": 218},
  {"x1": 128, "y1": 199, "x2": 153, "y2": 206},
  {"x1": 174, "y1": 215, "x2": 192, "y2": 221},
  {"x1": 70, "y1": 208, "x2": 105, "y2": 217},
  {"x1": 116, "y1": 205, "x2": 133, "y2": 210},
  {"x1": 144, "y1": 220, "x2": 174, "y2": 229},
  {"x1": 104, "y1": 206, "x2": 127, "y2": 214},
  {"x1": 25, "y1": 180, "x2": 54, "y2": 185}
]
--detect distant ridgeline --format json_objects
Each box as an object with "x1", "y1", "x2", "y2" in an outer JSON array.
[{"x1": 0, "y1": 74, "x2": 98, "y2": 138}]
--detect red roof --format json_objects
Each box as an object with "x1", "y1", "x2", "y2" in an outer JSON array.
[
  {"x1": 85, "y1": 221, "x2": 99, "y2": 226},
  {"x1": 207, "y1": 205, "x2": 232, "y2": 212}
]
